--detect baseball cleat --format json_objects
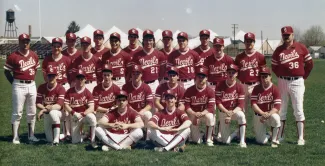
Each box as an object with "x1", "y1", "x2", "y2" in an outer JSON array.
[
  {"x1": 28, "y1": 136, "x2": 39, "y2": 142},
  {"x1": 12, "y1": 138, "x2": 20, "y2": 144},
  {"x1": 154, "y1": 147, "x2": 166, "y2": 152},
  {"x1": 122, "y1": 146, "x2": 132, "y2": 150},
  {"x1": 239, "y1": 142, "x2": 247, "y2": 148},
  {"x1": 297, "y1": 139, "x2": 305, "y2": 146},
  {"x1": 91, "y1": 142, "x2": 98, "y2": 149},
  {"x1": 271, "y1": 143, "x2": 278, "y2": 148},
  {"x1": 206, "y1": 140, "x2": 214, "y2": 146},
  {"x1": 52, "y1": 142, "x2": 59, "y2": 146},
  {"x1": 102, "y1": 145, "x2": 111, "y2": 151}
]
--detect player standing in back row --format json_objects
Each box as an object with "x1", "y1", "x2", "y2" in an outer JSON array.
[
  {"x1": 193, "y1": 29, "x2": 214, "y2": 66},
  {"x1": 271, "y1": 26, "x2": 313, "y2": 146}
]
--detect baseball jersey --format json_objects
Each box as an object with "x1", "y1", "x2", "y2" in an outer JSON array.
[
  {"x1": 122, "y1": 82, "x2": 153, "y2": 111},
  {"x1": 104, "y1": 107, "x2": 140, "y2": 134},
  {"x1": 193, "y1": 46, "x2": 214, "y2": 66},
  {"x1": 155, "y1": 83, "x2": 185, "y2": 108},
  {"x1": 167, "y1": 49, "x2": 200, "y2": 80},
  {"x1": 4, "y1": 50, "x2": 40, "y2": 80},
  {"x1": 100, "y1": 49, "x2": 132, "y2": 78},
  {"x1": 203, "y1": 54, "x2": 234, "y2": 83},
  {"x1": 271, "y1": 42, "x2": 313, "y2": 78},
  {"x1": 91, "y1": 47, "x2": 109, "y2": 60},
  {"x1": 183, "y1": 85, "x2": 215, "y2": 113},
  {"x1": 92, "y1": 83, "x2": 121, "y2": 111},
  {"x1": 150, "y1": 108, "x2": 190, "y2": 134},
  {"x1": 235, "y1": 51, "x2": 266, "y2": 83},
  {"x1": 215, "y1": 81, "x2": 245, "y2": 110},
  {"x1": 42, "y1": 54, "x2": 71, "y2": 84},
  {"x1": 64, "y1": 86, "x2": 94, "y2": 113},
  {"x1": 129, "y1": 49, "x2": 165, "y2": 82},
  {"x1": 159, "y1": 48, "x2": 175, "y2": 78},
  {"x1": 251, "y1": 83, "x2": 281, "y2": 112},
  {"x1": 62, "y1": 49, "x2": 82, "y2": 62},
  {"x1": 70, "y1": 54, "x2": 101, "y2": 82},
  {"x1": 123, "y1": 46, "x2": 143, "y2": 57},
  {"x1": 36, "y1": 83, "x2": 66, "y2": 107}
]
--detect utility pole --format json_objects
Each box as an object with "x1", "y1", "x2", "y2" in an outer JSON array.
[{"x1": 231, "y1": 24, "x2": 238, "y2": 56}]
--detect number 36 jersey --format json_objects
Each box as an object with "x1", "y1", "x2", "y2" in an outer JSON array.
[{"x1": 235, "y1": 51, "x2": 266, "y2": 83}]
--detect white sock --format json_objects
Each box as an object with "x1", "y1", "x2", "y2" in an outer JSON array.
[
  {"x1": 271, "y1": 127, "x2": 279, "y2": 143},
  {"x1": 12, "y1": 123, "x2": 20, "y2": 140},
  {"x1": 28, "y1": 123, "x2": 35, "y2": 138},
  {"x1": 206, "y1": 126, "x2": 214, "y2": 142},
  {"x1": 90, "y1": 126, "x2": 96, "y2": 143},
  {"x1": 297, "y1": 121, "x2": 304, "y2": 140},
  {"x1": 239, "y1": 124, "x2": 246, "y2": 143},
  {"x1": 53, "y1": 125, "x2": 60, "y2": 143}
]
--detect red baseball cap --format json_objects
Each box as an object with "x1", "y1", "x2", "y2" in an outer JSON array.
[
  {"x1": 132, "y1": 65, "x2": 143, "y2": 73},
  {"x1": 259, "y1": 66, "x2": 271, "y2": 75},
  {"x1": 281, "y1": 26, "x2": 294, "y2": 35},
  {"x1": 162, "y1": 30, "x2": 173, "y2": 38},
  {"x1": 227, "y1": 64, "x2": 239, "y2": 72},
  {"x1": 199, "y1": 30, "x2": 210, "y2": 37},
  {"x1": 46, "y1": 67, "x2": 58, "y2": 75},
  {"x1": 128, "y1": 28, "x2": 139, "y2": 36},
  {"x1": 18, "y1": 33, "x2": 30, "y2": 41},
  {"x1": 167, "y1": 66, "x2": 179, "y2": 74},
  {"x1": 244, "y1": 32, "x2": 255, "y2": 41},
  {"x1": 80, "y1": 36, "x2": 91, "y2": 44},
  {"x1": 66, "y1": 33, "x2": 77, "y2": 40},
  {"x1": 164, "y1": 90, "x2": 177, "y2": 98},
  {"x1": 177, "y1": 32, "x2": 188, "y2": 40},
  {"x1": 52, "y1": 37, "x2": 63, "y2": 45},
  {"x1": 116, "y1": 90, "x2": 128, "y2": 98},
  {"x1": 76, "y1": 69, "x2": 86, "y2": 77},
  {"x1": 213, "y1": 37, "x2": 224, "y2": 46},
  {"x1": 94, "y1": 29, "x2": 104, "y2": 37},
  {"x1": 110, "y1": 32, "x2": 121, "y2": 40},
  {"x1": 196, "y1": 66, "x2": 209, "y2": 76},
  {"x1": 102, "y1": 63, "x2": 113, "y2": 72},
  {"x1": 143, "y1": 29, "x2": 154, "y2": 37}
]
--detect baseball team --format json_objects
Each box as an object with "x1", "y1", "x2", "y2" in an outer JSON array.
[{"x1": 3, "y1": 26, "x2": 313, "y2": 152}]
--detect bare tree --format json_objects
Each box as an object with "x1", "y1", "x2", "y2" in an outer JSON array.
[
  {"x1": 292, "y1": 25, "x2": 302, "y2": 42},
  {"x1": 300, "y1": 25, "x2": 325, "y2": 47},
  {"x1": 65, "y1": 21, "x2": 80, "y2": 35}
]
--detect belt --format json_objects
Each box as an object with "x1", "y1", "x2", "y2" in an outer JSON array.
[
  {"x1": 242, "y1": 82, "x2": 258, "y2": 85},
  {"x1": 19, "y1": 80, "x2": 32, "y2": 84},
  {"x1": 255, "y1": 113, "x2": 261, "y2": 116},
  {"x1": 209, "y1": 82, "x2": 217, "y2": 85},
  {"x1": 85, "y1": 80, "x2": 93, "y2": 84},
  {"x1": 279, "y1": 76, "x2": 300, "y2": 81},
  {"x1": 62, "y1": 82, "x2": 67, "y2": 85},
  {"x1": 180, "y1": 79, "x2": 192, "y2": 82},
  {"x1": 112, "y1": 77, "x2": 123, "y2": 81},
  {"x1": 145, "y1": 80, "x2": 155, "y2": 84},
  {"x1": 163, "y1": 77, "x2": 169, "y2": 81}
]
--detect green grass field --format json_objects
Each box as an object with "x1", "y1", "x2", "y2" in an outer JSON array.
[{"x1": 1, "y1": 59, "x2": 325, "y2": 166}]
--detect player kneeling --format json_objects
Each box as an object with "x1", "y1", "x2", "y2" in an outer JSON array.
[
  {"x1": 95, "y1": 90, "x2": 144, "y2": 151},
  {"x1": 215, "y1": 64, "x2": 247, "y2": 148},
  {"x1": 251, "y1": 67, "x2": 281, "y2": 148},
  {"x1": 64, "y1": 69, "x2": 97, "y2": 147},
  {"x1": 36, "y1": 67, "x2": 66, "y2": 146},
  {"x1": 148, "y1": 90, "x2": 191, "y2": 152}
]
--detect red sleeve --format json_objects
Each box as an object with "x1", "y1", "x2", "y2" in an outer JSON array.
[
  {"x1": 64, "y1": 90, "x2": 70, "y2": 105},
  {"x1": 124, "y1": 53, "x2": 132, "y2": 79},
  {"x1": 36, "y1": 86, "x2": 44, "y2": 104},
  {"x1": 183, "y1": 90, "x2": 191, "y2": 111},
  {"x1": 105, "y1": 112, "x2": 114, "y2": 122},
  {"x1": 56, "y1": 86, "x2": 66, "y2": 107},
  {"x1": 41, "y1": 58, "x2": 48, "y2": 81},
  {"x1": 178, "y1": 86, "x2": 186, "y2": 102},
  {"x1": 237, "y1": 83, "x2": 245, "y2": 109},
  {"x1": 158, "y1": 52, "x2": 166, "y2": 79},
  {"x1": 271, "y1": 48, "x2": 280, "y2": 77},
  {"x1": 215, "y1": 83, "x2": 222, "y2": 105},
  {"x1": 86, "y1": 90, "x2": 94, "y2": 106},
  {"x1": 250, "y1": 86, "x2": 258, "y2": 106},
  {"x1": 92, "y1": 87, "x2": 99, "y2": 111},
  {"x1": 259, "y1": 53, "x2": 266, "y2": 67},
  {"x1": 301, "y1": 44, "x2": 313, "y2": 79},
  {"x1": 96, "y1": 58, "x2": 102, "y2": 83},
  {"x1": 273, "y1": 86, "x2": 281, "y2": 111},
  {"x1": 145, "y1": 85, "x2": 153, "y2": 107},
  {"x1": 193, "y1": 51, "x2": 201, "y2": 66},
  {"x1": 234, "y1": 54, "x2": 240, "y2": 66},
  {"x1": 3, "y1": 54, "x2": 14, "y2": 71},
  {"x1": 207, "y1": 88, "x2": 216, "y2": 114},
  {"x1": 177, "y1": 109, "x2": 189, "y2": 123},
  {"x1": 155, "y1": 84, "x2": 163, "y2": 99},
  {"x1": 149, "y1": 112, "x2": 160, "y2": 124}
]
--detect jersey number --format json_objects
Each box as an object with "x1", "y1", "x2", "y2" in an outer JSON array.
[
  {"x1": 120, "y1": 68, "x2": 125, "y2": 74},
  {"x1": 29, "y1": 69, "x2": 35, "y2": 75},
  {"x1": 151, "y1": 67, "x2": 158, "y2": 74},
  {"x1": 187, "y1": 67, "x2": 194, "y2": 73},
  {"x1": 289, "y1": 62, "x2": 299, "y2": 69},
  {"x1": 249, "y1": 69, "x2": 259, "y2": 76}
]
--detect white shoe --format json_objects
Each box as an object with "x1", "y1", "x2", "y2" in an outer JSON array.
[
  {"x1": 206, "y1": 140, "x2": 214, "y2": 146},
  {"x1": 28, "y1": 136, "x2": 39, "y2": 142},
  {"x1": 91, "y1": 142, "x2": 98, "y2": 149},
  {"x1": 12, "y1": 138, "x2": 20, "y2": 144},
  {"x1": 102, "y1": 145, "x2": 111, "y2": 151},
  {"x1": 297, "y1": 139, "x2": 305, "y2": 146},
  {"x1": 154, "y1": 147, "x2": 165, "y2": 152},
  {"x1": 239, "y1": 142, "x2": 247, "y2": 148},
  {"x1": 271, "y1": 141, "x2": 280, "y2": 148}
]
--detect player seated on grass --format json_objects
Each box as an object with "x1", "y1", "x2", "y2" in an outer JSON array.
[
  {"x1": 36, "y1": 67, "x2": 66, "y2": 146},
  {"x1": 64, "y1": 69, "x2": 97, "y2": 148},
  {"x1": 215, "y1": 64, "x2": 247, "y2": 148},
  {"x1": 182, "y1": 66, "x2": 215, "y2": 146},
  {"x1": 251, "y1": 66, "x2": 281, "y2": 148},
  {"x1": 148, "y1": 90, "x2": 191, "y2": 152},
  {"x1": 95, "y1": 90, "x2": 144, "y2": 151}
]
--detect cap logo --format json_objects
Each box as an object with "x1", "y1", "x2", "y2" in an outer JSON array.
[
  {"x1": 200, "y1": 68, "x2": 204, "y2": 72},
  {"x1": 217, "y1": 38, "x2": 220, "y2": 42},
  {"x1": 165, "y1": 31, "x2": 168, "y2": 35},
  {"x1": 114, "y1": 32, "x2": 117, "y2": 36},
  {"x1": 132, "y1": 29, "x2": 135, "y2": 33},
  {"x1": 97, "y1": 30, "x2": 100, "y2": 34},
  {"x1": 134, "y1": 65, "x2": 138, "y2": 70},
  {"x1": 83, "y1": 37, "x2": 87, "y2": 41},
  {"x1": 284, "y1": 28, "x2": 287, "y2": 32},
  {"x1": 204, "y1": 30, "x2": 207, "y2": 34},
  {"x1": 105, "y1": 64, "x2": 109, "y2": 68},
  {"x1": 248, "y1": 33, "x2": 252, "y2": 37},
  {"x1": 49, "y1": 67, "x2": 53, "y2": 72},
  {"x1": 147, "y1": 30, "x2": 151, "y2": 34},
  {"x1": 70, "y1": 33, "x2": 73, "y2": 37},
  {"x1": 23, "y1": 34, "x2": 27, "y2": 38},
  {"x1": 55, "y1": 38, "x2": 59, "y2": 41},
  {"x1": 78, "y1": 69, "x2": 83, "y2": 74},
  {"x1": 230, "y1": 64, "x2": 234, "y2": 68}
]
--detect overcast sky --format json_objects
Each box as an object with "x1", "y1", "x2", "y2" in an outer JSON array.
[{"x1": 1, "y1": 0, "x2": 325, "y2": 39}]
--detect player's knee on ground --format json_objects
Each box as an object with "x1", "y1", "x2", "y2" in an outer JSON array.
[
  {"x1": 270, "y1": 114, "x2": 281, "y2": 127},
  {"x1": 204, "y1": 113, "x2": 215, "y2": 126},
  {"x1": 85, "y1": 113, "x2": 97, "y2": 126},
  {"x1": 190, "y1": 125, "x2": 202, "y2": 143},
  {"x1": 235, "y1": 111, "x2": 246, "y2": 124}
]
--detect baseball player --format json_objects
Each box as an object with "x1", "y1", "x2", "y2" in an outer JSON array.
[
  {"x1": 93, "y1": 64, "x2": 121, "y2": 120},
  {"x1": 123, "y1": 28, "x2": 143, "y2": 56},
  {"x1": 4, "y1": 33, "x2": 40, "y2": 144},
  {"x1": 70, "y1": 36, "x2": 101, "y2": 92},
  {"x1": 235, "y1": 32, "x2": 266, "y2": 113},
  {"x1": 215, "y1": 64, "x2": 247, "y2": 148},
  {"x1": 183, "y1": 66, "x2": 215, "y2": 146},
  {"x1": 271, "y1": 26, "x2": 313, "y2": 145},
  {"x1": 167, "y1": 32, "x2": 200, "y2": 89},
  {"x1": 62, "y1": 32, "x2": 81, "y2": 62},
  {"x1": 91, "y1": 29, "x2": 109, "y2": 60},
  {"x1": 155, "y1": 66, "x2": 185, "y2": 112},
  {"x1": 42, "y1": 37, "x2": 72, "y2": 91},
  {"x1": 36, "y1": 67, "x2": 66, "y2": 145},
  {"x1": 128, "y1": 30, "x2": 165, "y2": 94},
  {"x1": 100, "y1": 32, "x2": 132, "y2": 88},
  {"x1": 148, "y1": 90, "x2": 191, "y2": 152},
  {"x1": 122, "y1": 65, "x2": 153, "y2": 140},
  {"x1": 95, "y1": 90, "x2": 144, "y2": 151},
  {"x1": 251, "y1": 66, "x2": 281, "y2": 147},
  {"x1": 193, "y1": 30, "x2": 214, "y2": 65},
  {"x1": 158, "y1": 30, "x2": 175, "y2": 85},
  {"x1": 64, "y1": 69, "x2": 97, "y2": 147}
]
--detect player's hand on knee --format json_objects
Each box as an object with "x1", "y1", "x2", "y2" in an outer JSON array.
[
  {"x1": 262, "y1": 112, "x2": 270, "y2": 119},
  {"x1": 45, "y1": 105, "x2": 53, "y2": 111},
  {"x1": 73, "y1": 112, "x2": 82, "y2": 121},
  {"x1": 37, "y1": 109, "x2": 46, "y2": 121}
]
